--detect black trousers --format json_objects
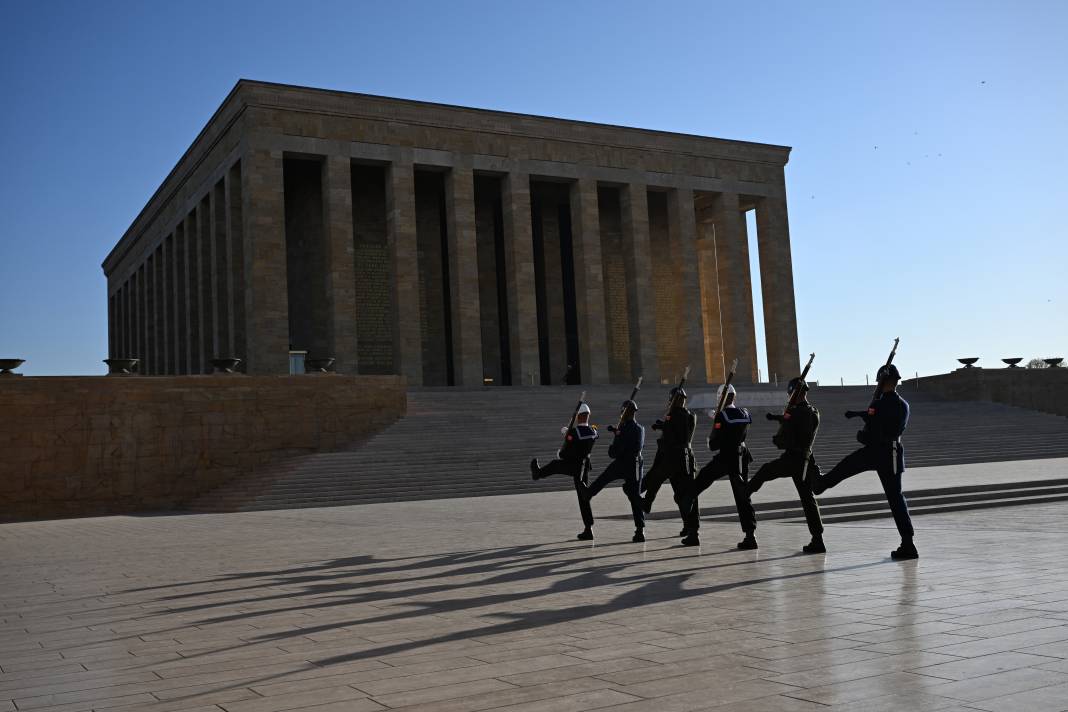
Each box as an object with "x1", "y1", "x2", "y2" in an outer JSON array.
[
  {"x1": 748, "y1": 452, "x2": 824, "y2": 537},
  {"x1": 679, "y1": 451, "x2": 755, "y2": 535},
  {"x1": 641, "y1": 447, "x2": 697, "y2": 530},
  {"x1": 818, "y1": 443, "x2": 913, "y2": 539},
  {"x1": 535, "y1": 458, "x2": 594, "y2": 528},
  {"x1": 585, "y1": 458, "x2": 645, "y2": 530}
]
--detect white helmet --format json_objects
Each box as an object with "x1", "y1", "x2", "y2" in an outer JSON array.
[
  {"x1": 716, "y1": 384, "x2": 737, "y2": 402},
  {"x1": 577, "y1": 404, "x2": 591, "y2": 416}
]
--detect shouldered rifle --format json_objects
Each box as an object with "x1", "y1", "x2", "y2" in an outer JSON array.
[
  {"x1": 609, "y1": 376, "x2": 643, "y2": 433},
  {"x1": 663, "y1": 366, "x2": 690, "y2": 418},
  {"x1": 846, "y1": 337, "x2": 900, "y2": 419},
  {"x1": 559, "y1": 390, "x2": 588, "y2": 452},
  {"x1": 713, "y1": 359, "x2": 739, "y2": 417},
  {"x1": 785, "y1": 353, "x2": 815, "y2": 411}
]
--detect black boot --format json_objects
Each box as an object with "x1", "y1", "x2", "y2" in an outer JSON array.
[
  {"x1": 576, "y1": 527, "x2": 593, "y2": 541},
  {"x1": 802, "y1": 536, "x2": 826, "y2": 554},
  {"x1": 891, "y1": 540, "x2": 919, "y2": 560},
  {"x1": 530, "y1": 458, "x2": 540, "y2": 481},
  {"x1": 809, "y1": 471, "x2": 826, "y2": 496},
  {"x1": 632, "y1": 528, "x2": 646, "y2": 543},
  {"x1": 678, "y1": 528, "x2": 689, "y2": 538},
  {"x1": 681, "y1": 533, "x2": 700, "y2": 546},
  {"x1": 641, "y1": 495, "x2": 653, "y2": 514},
  {"x1": 737, "y1": 534, "x2": 758, "y2": 550}
]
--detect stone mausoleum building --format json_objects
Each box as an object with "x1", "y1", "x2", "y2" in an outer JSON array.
[{"x1": 103, "y1": 80, "x2": 800, "y2": 386}]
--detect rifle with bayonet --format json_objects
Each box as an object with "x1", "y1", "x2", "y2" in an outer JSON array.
[
  {"x1": 846, "y1": 338, "x2": 900, "y2": 419},
  {"x1": 608, "y1": 376, "x2": 643, "y2": 433}
]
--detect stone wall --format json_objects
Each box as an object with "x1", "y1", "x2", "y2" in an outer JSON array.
[
  {"x1": 910, "y1": 368, "x2": 1068, "y2": 417},
  {"x1": 0, "y1": 375, "x2": 406, "y2": 521}
]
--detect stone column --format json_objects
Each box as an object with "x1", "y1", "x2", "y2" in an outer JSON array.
[
  {"x1": 500, "y1": 173, "x2": 539, "y2": 387},
  {"x1": 667, "y1": 187, "x2": 708, "y2": 384},
  {"x1": 444, "y1": 166, "x2": 484, "y2": 386},
  {"x1": 199, "y1": 199, "x2": 215, "y2": 372},
  {"x1": 241, "y1": 147, "x2": 290, "y2": 374},
  {"x1": 108, "y1": 292, "x2": 116, "y2": 360},
  {"x1": 321, "y1": 155, "x2": 360, "y2": 374},
  {"x1": 755, "y1": 196, "x2": 801, "y2": 380},
  {"x1": 137, "y1": 266, "x2": 146, "y2": 368},
  {"x1": 696, "y1": 219, "x2": 725, "y2": 382},
  {"x1": 183, "y1": 213, "x2": 199, "y2": 374},
  {"x1": 569, "y1": 178, "x2": 610, "y2": 384},
  {"x1": 160, "y1": 240, "x2": 170, "y2": 374},
  {"x1": 711, "y1": 192, "x2": 758, "y2": 382},
  {"x1": 169, "y1": 233, "x2": 181, "y2": 373},
  {"x1": 620, "y1": 183, "x2": 660, "y2": 383},
  {"x1": 226, "y1": 162, "x2": 246, "y2": 365},
  {"x1": 385, "y1": 160, "x2": 423, "y2": 385},
  {"x1": 211, "y1": 182, "x2": 231, "y2": 363}
]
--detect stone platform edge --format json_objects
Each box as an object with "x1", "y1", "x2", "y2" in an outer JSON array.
[{"x1": 0, "y1": 374, "x2": 406, "y2": 521}]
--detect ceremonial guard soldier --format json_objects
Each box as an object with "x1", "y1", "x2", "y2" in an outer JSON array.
[
  {"x1": 810, "y1": 363, "x2": 917, "y2": 560},
  {"x1": 640, "y1": 387, "x2": 699, "y2": 537},
  {"x1": 531, "y1": 403, "x2": 597, "y2": 540},
  {"x1": 676, "y1": 384, "x2": 758, "y2": 549},
  {"x1": 746, "y1": 378, "x2": 826, "y2": 553},
  {"x1": 581, "y1": 400, "x2": 647, "y2": 542}
]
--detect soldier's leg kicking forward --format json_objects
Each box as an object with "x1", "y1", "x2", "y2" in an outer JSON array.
[
  {"x1": 640, "y1": 386, "x2": 700, "y2": 538},
  {"x1": 531, "y1": 403, "x2": 599, "y2": 540},
  {"x1": 748, "y1": 453, "x2": 824, "y2": 553},
  {"x1": 810, "y1": 363, "x2": 916, "y2": 560},
  {"x1": 580, "y1": 399, "x2": 647, "y2": 543},
  {"x1": 679, "y1": 449, "x2": 756, "y2": 549}
]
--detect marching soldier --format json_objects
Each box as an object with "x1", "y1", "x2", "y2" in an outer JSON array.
[
  {"x1": 809, "y1": 364, "x2": 917, "y2": 560},
  {"x1": 676, "y1": 384, "x2": 758, "y2": 549},
  {"x1": 640, "y1": 387, "x2": 699, "y2": 537},
  {"x1": 746, "y1": 378, "x2": 826, "y2": 554},
  {"x1": 581, "y1": 400, "x2": 647, "y2": 542},
  {"x1": 530, "y1": 403, "x2": 597, "y2": 540}
]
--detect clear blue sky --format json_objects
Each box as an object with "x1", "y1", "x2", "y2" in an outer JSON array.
[{"x1": 1, "y1": 0, "x2": 1065, "y2": 383}]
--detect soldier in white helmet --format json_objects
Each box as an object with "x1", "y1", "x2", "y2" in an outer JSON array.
[
  {"x1": 676, "y1": 383, "x2": 757, "y2": 549},
  {"x1": 531, "y1": 403, "x2": 597, "y2": 540}
]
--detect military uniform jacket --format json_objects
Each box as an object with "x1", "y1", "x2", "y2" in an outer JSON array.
[
  {"x1": 654, "y1": 406, "x2": 697, "y2": 454},
  {"x1": 708, "y1": 405, "x2": 751, "y2": 454},
  {"x1": 608, "y1": 420, "x2": 644, "y2": 462},
  {"x1": 858, "y1": 391, "x2": 910, "y2": 447},
  {"x1": 558, "y1": 424, "x2": 598, "y2": 462},
  {"x1": 772, "y1": 403, "x2": 820, "y2": 456}
]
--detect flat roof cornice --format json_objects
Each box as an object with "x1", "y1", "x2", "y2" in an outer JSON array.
[{"x1": 104, "y1": 79, "x2": 791, "y2": 273}]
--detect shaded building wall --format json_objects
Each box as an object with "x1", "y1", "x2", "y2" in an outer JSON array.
[
  {"x1": 598, "y1": 187, "x2": 632, "y2": 383},
  {"x1": 351, "y1": 164, "x2": 395, "y2": 375},
  {"x1": 415, "y1": 171, "x2": 452, "y2": 386}
]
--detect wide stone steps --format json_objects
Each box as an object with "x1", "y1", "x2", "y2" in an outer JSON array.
[{"x1": 186, "y1": 384, "x2": 1068, "y2": 514}]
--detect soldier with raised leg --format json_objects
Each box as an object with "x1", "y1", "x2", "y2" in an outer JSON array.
[{"x1": 531, "y1": 392, "x2": 597, "y2": 540}]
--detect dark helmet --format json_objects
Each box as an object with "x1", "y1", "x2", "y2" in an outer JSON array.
[
  {"x1": 787, "y1": 377, "x2": 809, "y2": 394},
  {"x1": 877, "y1": 364, "x2": 902, "y2": 382},
  {"x1": 620, "y1": 399, "x2": 638, "y2": 412},
  {"x1": 669, "y1": 386, "x2": 688, "y2": 399}
]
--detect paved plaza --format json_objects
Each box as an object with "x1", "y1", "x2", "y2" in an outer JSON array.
[{"x1": 4, "y1": 477, "x2": 1068, "y2": 712}]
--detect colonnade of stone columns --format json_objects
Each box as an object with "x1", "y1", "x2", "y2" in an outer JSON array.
[
  {"x1": 109, "y1": 148, "x2": 799, "y2": 385},
  {"x1": 109, "y1": 163, "x2": 245, "y2": 375}
]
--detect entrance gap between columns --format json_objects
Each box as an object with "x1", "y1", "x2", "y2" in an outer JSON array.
[
  {"x1": 530, "y1": 181, "x2": 580, "y2": 386},
  {"x1": 745, "y1": 208, "x2": 769, "y2": 384}
]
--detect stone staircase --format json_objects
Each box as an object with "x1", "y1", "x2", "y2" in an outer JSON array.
[{"x1": 186, "y1": 385, "x2": 1068, "y2": 517}]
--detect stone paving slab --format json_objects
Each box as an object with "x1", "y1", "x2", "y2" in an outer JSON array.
[{"x1": 2, "y1": 477, "x2": 1068, "y2": 712}]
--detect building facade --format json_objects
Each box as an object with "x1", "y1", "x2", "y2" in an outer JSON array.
[{"x1": 102, "y1": 80, "x2": 800, "y2": 386}]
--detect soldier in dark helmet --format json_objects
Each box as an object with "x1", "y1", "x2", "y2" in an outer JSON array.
[
  {"x1": 746, "y1": 378, "x2": 826, "y2": 554},
  {"x1": 530, "y1": 403, "x2": 597, "y2": 540},
  {"x1": 580, "y1": 399, "x2": 647, "y2": 542},
  {"x1": 809, "y1": 363, "x2": 917, "y2": 560},
  {"x1": 675, "y1": 384, "x2": 758, "y2": 549},
  {"x1": 639, "y1": 386, "x2": 699, "y2": 538}
]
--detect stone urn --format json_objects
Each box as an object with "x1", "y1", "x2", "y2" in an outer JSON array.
[
  {"x1": 957, "y1": 357, "x2": 979, "y2": 369},
  {"x1": 1001, "y1": 358, "x2": 1023, "y2": 368},
  {"x1": 0, "y1": 358, "x2": 25, "y2": 376},
  {"x1": 103, "y1": 358, "x2": 139, "y2": 375},
  {"x1": 211, "y1": 357, "x2": 243, "y2": 374},
  {"x1": 305, "y1": 357, "x2": 336, "y2": 373},
  {"x1": 1044, "y1": 358, "x2": 1064, "y2": 368}
]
